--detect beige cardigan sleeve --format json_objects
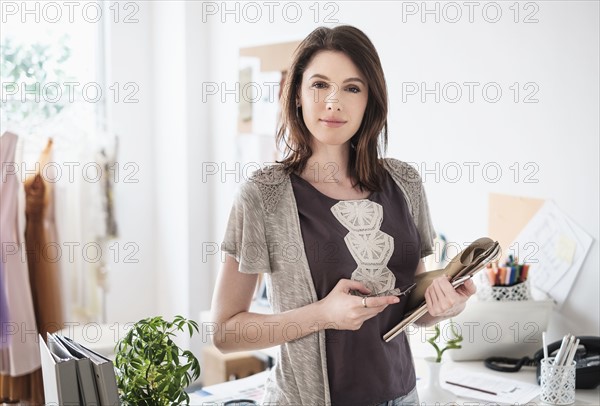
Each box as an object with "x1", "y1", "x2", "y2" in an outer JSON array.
[
  {"x1": 221, "y1": 181, "x2": 272, "y2": 274},
  {"x1": 416, "y1": 177, "x2": 436, "y2": 258},
  {"x1": 383, "y1": 157, "x2": 437, "y2": 258}
]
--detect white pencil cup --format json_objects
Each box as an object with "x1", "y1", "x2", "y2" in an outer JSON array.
[
  {"x1": 476, "y1": 273, "x2": 531, "y2": 301},
  {"x1": 539, "y1": 358, "x2": 576, "y2": 405}
]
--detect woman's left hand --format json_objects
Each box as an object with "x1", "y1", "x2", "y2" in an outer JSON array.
[{"x1": 424, "y1": 276, "x2": 477, "y2": 318}]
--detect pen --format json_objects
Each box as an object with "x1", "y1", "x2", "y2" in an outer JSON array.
[
  {"x1": 542, "y1": 332, "x2": 549, "y2": 362},
  {"x1": 561, "y1": 335, "x2": 576, "y2": 366},
  {"x1": 565, "y1": 338, "x2": 580, "y2": 366},
  {"x1": 445, "y1": 381, "x2": 497, "y2": 396},
  {"x1": 554, "y1": 334, "x2": 571, "y2": 366}
]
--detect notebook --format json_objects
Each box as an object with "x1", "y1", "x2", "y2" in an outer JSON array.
[{"x1": 39, "y1": 333, "x2": 81, "y2": 405}]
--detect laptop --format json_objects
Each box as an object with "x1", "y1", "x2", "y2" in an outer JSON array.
[{"x1": 447, "y1": 298, "x2": 554, "y2": 361}]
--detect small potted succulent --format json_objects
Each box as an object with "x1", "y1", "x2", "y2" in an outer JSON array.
[{"x1": 114, "y1": 315, "x2": 201, "y2": 405}]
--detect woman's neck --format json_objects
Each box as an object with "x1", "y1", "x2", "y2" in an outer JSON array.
[
  {"x1": 297, "y1": 143, "x2": 371, "y2": 200},
  {"x1": 302, "y1": 143, "x2": 351, "y2": 184}
]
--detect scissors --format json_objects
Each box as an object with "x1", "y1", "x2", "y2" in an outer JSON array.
[
  {"x1": 352, "y1": 282, "x2": 417, "y2": 298},
  {"x1": 393, "y1": 282, "x2": 417, "y2": 297},
  {"x1": 380, "y1": 282, "x2": 417, "y2": 298}
]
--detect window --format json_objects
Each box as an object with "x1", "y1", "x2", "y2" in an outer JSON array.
[{"x1": 1, "y1": 1, "x2": 106, "y2": 135}]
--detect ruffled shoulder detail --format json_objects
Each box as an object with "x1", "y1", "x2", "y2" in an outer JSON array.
[{"x1": 248, "y1": 164, "x2": 289, "y2": 214}]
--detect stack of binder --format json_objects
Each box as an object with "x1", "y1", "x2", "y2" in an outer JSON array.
[{"x1": 39, "y1": 333, "x2": 120, "y2": 405}]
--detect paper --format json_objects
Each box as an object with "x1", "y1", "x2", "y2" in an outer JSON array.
[
  {"x1": 252, "y1": 70, "x2": 282, "y2": 136},
  {"x1": 442, "y1": 367, "x2": 540, "y2": 405},
  {"x1": 509, "y1": 200, "x2": 593, "y2": 308},
  {"x1": 238, "y1": 66, "x2": 253, "y2": 122},
  {"x1": 188, "y1": 370, "x2": 268, "y2": 403},
  {"x1": 556, "y1": 234, "x2": 576, "y2": 265}
]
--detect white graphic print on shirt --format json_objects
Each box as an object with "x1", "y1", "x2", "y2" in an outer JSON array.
[{"x1": 331, "y1": 200, "x2": 402, "y2": 296}]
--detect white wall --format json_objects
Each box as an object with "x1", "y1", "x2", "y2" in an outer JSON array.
[
  {"x1": 105, "y1": 1, "x2": 599, "y2": 353},
  {"x1": 105, "y1": 2, "x2": 157, "y2": 326},
  {"x1": 106, "y1": 1, "x2": 215, "y2": 354}
]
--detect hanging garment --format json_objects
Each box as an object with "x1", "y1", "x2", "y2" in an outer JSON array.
[
  {"x1": 53, "y1": 141, "x2": 106, "y2": 322},
  {"x1": 0, "y1": 131, "x2": 43, "y2": 403},
  {"x1": 24, "y1": 138, "x2": 65, "y2": 337},
  {"x1": 0, "y1": 261, "x2": 7, "y2": 349},
  {"x1": 99, "y1": 140, "x2": 119, "y2": 239}
]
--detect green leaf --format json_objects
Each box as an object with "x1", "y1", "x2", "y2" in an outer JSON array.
[
  {"x1": 114, "y1": 315, "x2": 201, "y2": 404},
  {"x1": 189, "y1": 319, "x2": 199, "y2": 331}
]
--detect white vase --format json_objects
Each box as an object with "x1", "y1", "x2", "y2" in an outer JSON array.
[{"x1": 419, "y1": 357, "x2": 457, "y2": 405}]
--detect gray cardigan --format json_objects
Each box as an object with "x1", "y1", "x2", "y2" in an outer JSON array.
[{"x1": 221, "y1": 157, "x2": 436, "y2": 405}]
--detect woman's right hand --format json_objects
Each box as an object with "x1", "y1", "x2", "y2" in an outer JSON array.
[{"x1": 318, "y1": 279, "x2": 401, "y2": 331}]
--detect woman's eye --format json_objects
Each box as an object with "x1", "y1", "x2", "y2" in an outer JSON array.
[{"x1": 312, "y1": 82, "x2": 361, "y2": 93}]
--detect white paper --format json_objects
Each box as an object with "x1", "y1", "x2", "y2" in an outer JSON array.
[
  {"x1": 252, "y1": 70, "x2": 282, "y2": 136},
  {"x1": 509, "y1": 200, "x2": 593, "y2": 308},
  {"x1": 188, "y1": 370, "x2": 269, "y2": 403},
  {"x1": 442, "y1": 367, "x2": 540, "y2": 405}
]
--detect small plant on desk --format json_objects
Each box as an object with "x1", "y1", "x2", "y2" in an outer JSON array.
[
  {"x1": 427, "y1": 320, "x2": 463, "y2": 362},
  {"x1": 115, "y1": 315, "x2": 201, "y2": 405}
]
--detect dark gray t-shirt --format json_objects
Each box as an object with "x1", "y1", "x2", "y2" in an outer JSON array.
[{"x1": 290, "y1": 171, "x2": 420, "y2": 405}]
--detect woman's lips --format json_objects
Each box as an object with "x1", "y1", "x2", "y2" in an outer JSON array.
[{"x1": 320, "y1": 119, "x2": 346, "y2": 128}]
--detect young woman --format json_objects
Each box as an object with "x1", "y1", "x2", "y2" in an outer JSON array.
[{"x1": 211, "y1": 25, "x2": 476, "y2": 406}]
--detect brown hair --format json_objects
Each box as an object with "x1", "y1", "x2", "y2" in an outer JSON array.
[{"x1": 276, "y1": 25, "x2": 388, "y2": 192}]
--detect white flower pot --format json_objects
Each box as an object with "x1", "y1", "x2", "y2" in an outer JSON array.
[{"x1": 419, "y1": 357, "x2": 457, "y2": 405}]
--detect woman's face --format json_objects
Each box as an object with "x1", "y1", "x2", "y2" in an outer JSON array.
[{"x1": 298, "y1": 50, "x2": 369, "y2": 149}]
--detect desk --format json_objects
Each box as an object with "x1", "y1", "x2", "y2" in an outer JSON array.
[
  {"x1": 194, "y1": 357, "x2": 600, "y2": 405},
  {"x1": 199, "y1": 302, "x2": 598, "y2": 404},
  {"x1": 414, "y1": 358, "x2": 600, "y2": 405}
]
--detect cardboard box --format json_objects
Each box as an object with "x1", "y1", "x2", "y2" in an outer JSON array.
[{"x1": 202, "y1": 345, "x2": 266, "y2": 386}]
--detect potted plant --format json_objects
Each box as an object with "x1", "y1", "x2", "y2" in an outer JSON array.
[
  {"x1": 114, "y1": 315, "x2": 201, "y2": 405},
  {"x1": 420, "y1": 321, "x2": 463, "y2": 404},
  {"x1": 426, "y1": 320, "x2": 463, "y2": 362}
]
